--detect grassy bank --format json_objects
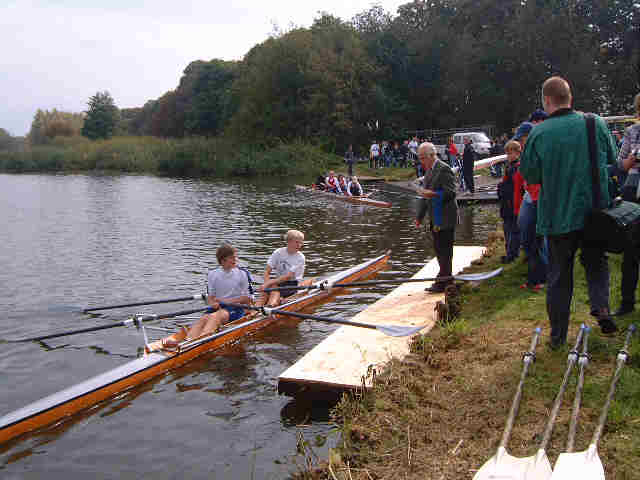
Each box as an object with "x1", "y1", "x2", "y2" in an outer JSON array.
[
  {"x1": 297, "y1": 232, "x2": 640, "y2": 479},
  {"x1": 0, "y1": 136, "x2": 339, "y2": 177}
]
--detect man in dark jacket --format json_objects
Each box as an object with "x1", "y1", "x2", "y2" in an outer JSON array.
[
  {"x1": 415, "y1": 142, "x2": 458, "y2": 293},
  {"x1": 520, "y1": 76, "x2": 618, "y2": 347},
  {"x1": 462, "y1": 137, "x2": 476, "y2": 193}
]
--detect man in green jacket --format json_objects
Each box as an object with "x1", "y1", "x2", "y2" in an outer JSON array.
[
  {"x1": 519, "y1": 76, "x2": 618, "y2": 348},
  {"x1": 415, "y1": 142, "x2": 458, "y2": 293}
]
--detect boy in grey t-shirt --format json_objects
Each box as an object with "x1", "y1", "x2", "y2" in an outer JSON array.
[
  {"x1": 257, "y1": 230, "x2": 314, "y2": 307},
  {"x1": 164, "y1": 244, "x2": 251, "y2": 347}
]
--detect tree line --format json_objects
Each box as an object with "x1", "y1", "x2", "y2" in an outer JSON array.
[{"x1": 6, "y1": 0, "x2": 640, "y2": 157}]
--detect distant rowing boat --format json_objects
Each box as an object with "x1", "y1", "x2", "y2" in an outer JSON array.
[
  {"x1": 0, "y1": 252, "x2": 390, "y2": 445},
  {"x1": 295, "y1": 185, "x2": 392, "y2": 208}
]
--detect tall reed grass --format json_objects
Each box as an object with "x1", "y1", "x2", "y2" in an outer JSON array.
[{"x1": 0, "y1": 136, "x2": 336, "y2": 177}]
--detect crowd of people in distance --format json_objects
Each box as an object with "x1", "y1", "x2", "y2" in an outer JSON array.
[{"x1": 313, "y1": 170, "x2": 365, "y2": 197}]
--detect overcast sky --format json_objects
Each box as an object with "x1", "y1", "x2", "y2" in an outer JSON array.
[{"x1": 2, "y1": 0, "x2": 407, "y2": 136}]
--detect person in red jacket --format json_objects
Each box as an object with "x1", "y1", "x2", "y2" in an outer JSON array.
[
  {"x1": 497, "y1": 138, "x2": 526, "y2": 263},
  {"x1": 446, "y1": 137, "x2": 458, "y2": 166}
]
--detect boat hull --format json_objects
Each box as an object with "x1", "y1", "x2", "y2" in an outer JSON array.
[
  {"x1": 0, "y1": 252, "x2": 390, "y2": 444},
  {"x1": 295, "y1": 185, "x2": 392, "y2": 208}
]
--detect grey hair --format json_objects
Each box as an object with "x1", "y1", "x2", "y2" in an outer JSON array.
[{"x1": 418, "y1": 142, "x2": 436, "y2": 156}]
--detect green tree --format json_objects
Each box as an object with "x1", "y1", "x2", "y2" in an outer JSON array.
[{"x1": 81, "y1": 91, "x2": 119, "y2": 140}]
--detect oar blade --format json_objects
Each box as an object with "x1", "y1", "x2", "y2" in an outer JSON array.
[
  {"x1": 523, "y1": 451, "x2": 552, "y2": 480},
  {"x1": 455, "y1": 267, "x2": 504, "y2": 282},
  {"x1": 473, "y1": 447, "x2": 532, "y2": 480},
  {"x1": 376, "y1": 324, "x2": 426, "y2": 337},
  {"x1": 551, "y1": 446, "x2": 604, "y2": 480}
]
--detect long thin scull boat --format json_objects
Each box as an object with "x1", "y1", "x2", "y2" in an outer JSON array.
[
  {"x1": 0, "y1": 252, "x2": 390, "y2": 445},
  {"x1": 295, "y1": 185, "x2": 392, "y2": 208}
]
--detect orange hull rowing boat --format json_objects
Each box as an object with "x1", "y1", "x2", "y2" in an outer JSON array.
[
  {"x1": 295, "y1": 185, "x2": 392, "y2": 208},
  {"x1": 0, "y1": 252, "x2": 390, "y2": 445}
]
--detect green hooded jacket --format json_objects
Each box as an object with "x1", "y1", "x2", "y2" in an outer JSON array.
[{"x1": 519, "y1": 109, "x2": 618, "y2": 235}]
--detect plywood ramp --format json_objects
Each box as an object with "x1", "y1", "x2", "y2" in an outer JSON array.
[{"x1": 277, "y1": 246, "x2": 485, "y2": 396}]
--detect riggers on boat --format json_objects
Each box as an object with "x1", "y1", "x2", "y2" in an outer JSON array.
[
  {"x1": 295, "y1": 185, "x2": 392, "y2": 208},
  {"x1": 0, "y1": 252, "x2": 390, "y2": 445}
]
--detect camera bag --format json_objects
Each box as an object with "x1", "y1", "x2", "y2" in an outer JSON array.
[{"x1": 583, "y1": 113, "x2": 640, "y2": 253}]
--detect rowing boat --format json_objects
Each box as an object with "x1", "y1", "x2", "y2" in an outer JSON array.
[
  {"x1": 295, "y1": 185, "x2": 392, "y2": 208},
  {"x1": 0, "y1": 252, "x2": 390, "y2": 444}
]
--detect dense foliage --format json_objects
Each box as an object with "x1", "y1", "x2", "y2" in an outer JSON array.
[
  {"x1": 81, "y1": 91, "x2": 119, "y2": 140},
  {"x1": 3, "y1": 0, "x2": 639, "y2": 173}
]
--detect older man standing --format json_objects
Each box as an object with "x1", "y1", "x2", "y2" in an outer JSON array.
[
  {"x1": 519, "y1": 76, "x2": 618, "y2": 348},
  {"x1": 415, "y1": 142, "x2": 458, "y2": 293}
]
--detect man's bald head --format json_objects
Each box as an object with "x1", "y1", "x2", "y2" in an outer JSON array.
[
  {"x1": 542, "y1": 76, "x2": 572, "y2": 113},
  {"x1": 418, "y1": 142, "x2": 437, "y2": 169}
]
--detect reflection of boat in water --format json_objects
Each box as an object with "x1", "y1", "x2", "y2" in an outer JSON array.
[
  {"x1": 295, "y1": 185, "x2": 392, "y2": 208},
  {"x1": 0, "y1": 252, "x2": 390, "y2": 445}
]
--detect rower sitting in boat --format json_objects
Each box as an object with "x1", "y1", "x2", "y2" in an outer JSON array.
[
  {"x1": 256, "y1": 229, "x2": 313, "y2": 307},
  {"x1": 325, "y1": 171, "x2": 342, "y2": 194},
  {"x1": 346, "y1": 176, "x2": 364, "y2": 197},
  {"x1": 313, "y1": 173, "x2": 327, "y2": 190},
  {"x1": 337, "y1": 174, "x2": 348, "y2": 194},
  {"x1": 163, "y1": 244, "x2": 252, "y2": 347}
]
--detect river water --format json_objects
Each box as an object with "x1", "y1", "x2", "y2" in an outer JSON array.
[{"x1": 0, "y1": 173, "x2": 496, "y2": 479}]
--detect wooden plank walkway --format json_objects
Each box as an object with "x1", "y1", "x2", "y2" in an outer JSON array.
[{"x1": 277, "y1": 246, "x2": 485, "y2": 397}]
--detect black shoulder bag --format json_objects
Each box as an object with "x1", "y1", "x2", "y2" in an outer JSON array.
[{"x1": 583, "y1": 113, "x2": 640, "y2": 253}]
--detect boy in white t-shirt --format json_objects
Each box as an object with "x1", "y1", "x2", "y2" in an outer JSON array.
[
  {"x1": 164, "y1": 244, "x2": 251, "y2": 347},
  {"x1": 257, "y1": 230, "x2": 313, "y2": 307}
]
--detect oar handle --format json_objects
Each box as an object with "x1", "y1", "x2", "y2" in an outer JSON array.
[
  {"x1": 539, "y1": 325, "x2": 585, "y2": 451},
  {"x1": 567, "y1": 326, "x2": 591, "y2": 452},
  {"x1": 83, "y1": 293, "x2": 207, "y2": 312},
  {"x1": 591, "y1": 324, "x2": 636, "y2": 446},
  {"x1": 500, "y1": 327, "x2": 541, "y2": 448}
]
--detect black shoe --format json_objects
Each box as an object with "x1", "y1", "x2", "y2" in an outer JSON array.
[
  {"x1": 598, "y1": 316, "x2": 618, "y2": 335},
  {"x1": 613, "y1": 304, "x2": 635, "y2": 317},
  {"x1": 425, "y1": 284, "x2": 446, "y2": 293},
  {"x1": 546, "y1": 340, "x2": 565, "y2": 351}
]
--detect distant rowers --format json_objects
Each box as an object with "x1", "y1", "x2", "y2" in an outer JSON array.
[
  {"x1": 314, "y1": 173, "x2": 327, "y2": 190},
  {"x1": 346, "y1": 176, "x2": 364, "y2": 197},
  {"x1": 256, "y1": 229, "x2": 314, "y2": 307},
  {"x1": 325, "y1": 171, "x2": 342, "y2": 194},
  {"x1": 163, "y1": 244, "x2": 252, "y2": 347}
]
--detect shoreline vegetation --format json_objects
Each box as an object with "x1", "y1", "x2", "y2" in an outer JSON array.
[
  {"x1": 0, "y1": 136, "x2": 340, "y2": 177},
  {"x1": 295, "y1": 231, "x2": 640, "y2": 480}
]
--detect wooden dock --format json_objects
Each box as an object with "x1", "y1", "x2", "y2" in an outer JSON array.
[{"x1": 277, "y1": 246, "x2": 485, "y2": 397}]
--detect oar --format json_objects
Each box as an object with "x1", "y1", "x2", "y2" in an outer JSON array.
[
  {"x1": 9, "y1": 306, "x2": 214, "y2": 343},
  {"x1": 263, "y1": 268, "x2": 503, "y2": 292},
  {"x1": 219, "y1": 302, "x2": 426, "y2": 337},
  {"x1": 82, "y1": 293, "x2": 207, "y2": 313},
  {"x1": 473, "y1": 327, "x2": 542, "y2": 480},
  {"x1": 522, "y1": 325, "x2": 586, "y2": 480},
  {"x1": 550, "y1": 324, "x2": 636, "y2": 480}
]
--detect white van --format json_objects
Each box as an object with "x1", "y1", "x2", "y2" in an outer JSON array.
[{"x1": 452, "y1": 132, "x2": 492, "y2": 157}]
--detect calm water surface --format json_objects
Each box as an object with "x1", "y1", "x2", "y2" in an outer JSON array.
[{"x1": 0, "y1": 173, "x2": 496, "y2": 479}]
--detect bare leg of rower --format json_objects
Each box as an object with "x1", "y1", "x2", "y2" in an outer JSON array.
[{"x1": 163, "y1": 310, "x2": 229, "y2": 347}]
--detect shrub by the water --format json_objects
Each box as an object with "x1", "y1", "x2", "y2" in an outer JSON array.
[{"x1": 0, "y1": 136, "x2": 336, "y2": 177}]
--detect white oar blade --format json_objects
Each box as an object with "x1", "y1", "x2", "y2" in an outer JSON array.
[
  {"x1": 551, "y1": 446, "x2": 604, "y2": 480},
  {"x1": 523, "y1": 450, "x2": 552, "y2": 480},
  {"x1": 376, "y1": 324, "x2": 425, "y2": 337},
  {"x1": 473, "y1": 447, "x2": 532, "y2": 480},
  {"x1": 456, "y1": 268, "x2": 503, "y2": 282}
]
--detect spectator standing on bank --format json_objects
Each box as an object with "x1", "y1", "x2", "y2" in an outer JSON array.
[
  {"x1": 345, "y1": 144, "x2": 355, "y2": 176},
  {"x1": 497, "y1": 139, "x2": 525, "y2": 264},
  {"x1": 519, "y1": 76, "x2": 618, "y2": 347},
  {"x1": 415, "y1": 142, "x2": 458, "y2": 293},
  {"x1": 446, "y1": 136, "x2": 458, "y2": 166},
  {"x1": 370, "y1": 140, "x2": 380, "y2": 169},
  {"x1": 529, "y1": 109, "x2": 549, "y2": 125},
  {"x1": 462, "y1": 137, "x2": 476, "y2": 193},
  {"x1": 613, "y1": 93, "x2": 640, "y2": 316},
  {"x1": 409, "y1": 136, "x2": 419, "y2": 166}
]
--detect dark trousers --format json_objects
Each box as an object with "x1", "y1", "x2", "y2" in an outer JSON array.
[
  {"x1": 463, "y1": 159, "x2": 474, "y2": 193},
  {"x1": 433, "y1": 227, "x2": 455, "y2": 286},
  {"x1": 621, "y1": 247, "x2": 639, "y2": 307},
  {"x1": 502, "y1": 216, "x2": 520, "y2": 261},
  {"x1": 547, "y1": 230, "x2": 609, "y2": 346}
]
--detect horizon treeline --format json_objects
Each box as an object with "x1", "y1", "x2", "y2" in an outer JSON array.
[{"x1": 6, "y1": 0, "x2": 640, "y2": 156}]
